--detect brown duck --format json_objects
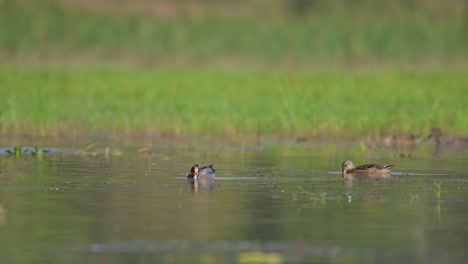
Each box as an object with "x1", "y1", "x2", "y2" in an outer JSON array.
[
  {"x1": 427, "y1": 128, "x2": 468, "y2": 149},
  {"x1": 342, "y1": 160, "x2": 395, "y2": 176}
]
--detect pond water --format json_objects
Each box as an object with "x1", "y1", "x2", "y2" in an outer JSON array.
[{"x1": 0, "y1": 138, "x2": 467, "y2": 263}]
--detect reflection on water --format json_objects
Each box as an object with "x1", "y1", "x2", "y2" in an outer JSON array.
[{"x1": 0, "y1": 140, "x2": 467, "y2": 263}]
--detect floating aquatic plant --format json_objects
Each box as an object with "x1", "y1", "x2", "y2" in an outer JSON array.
[
  {"x1": 5, "y1": 147, "x2": 50, "y2": 158},
  {"x1": 6, "y1": 147, "x2": 27, "y2": 158}
]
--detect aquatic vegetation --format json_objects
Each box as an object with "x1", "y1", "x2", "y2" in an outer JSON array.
[
  {"x1": 238, "y1": 251, "x2": 283, "y2": 264},
  {"x1": 2, "y1": 144, "x2": 122, "y2": 159},
  {"x1": 74, "y1": 143, "x2": 99, "y2": 157},
  {"x1": 74, "y1": 143, "x2": 123, "y2": 158},
  {"x1": 408, "y1": 193, "x2": 418, "y2": 204},
  {"x1": 433, "y1": 181, "x2": 442, "y2": 200},
  {"x1": 5, "y1": 147, "x2": 50, "y2": 158},
  {"x1": 293, "y1": 185, "x2": 327, "y2": 204},
  {"x1": 31, "y1": 147, "x2": 50, "y2": 158},
  {"x1": 137, "y1": 147, "x2": 152, "y2": 157},
  {"x1": 0, "y1": 205, "x2": 6, "y2": 225},
  {"x1": 5, "y1": 147, "x2": 26, "y2": 158}
]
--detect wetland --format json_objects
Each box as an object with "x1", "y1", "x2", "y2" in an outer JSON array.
[{"x1": 0, "y1": 139, "x2": 466, "y2": 263}]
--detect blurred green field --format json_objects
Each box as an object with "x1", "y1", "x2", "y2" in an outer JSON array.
[
  {"x1": 1, "y1": 67, "x2": 467, "y2": 138},
  {"x1": 0, "y1": 1, "x2": 467, "y2": 139},
  {"x1": 0, "y1": 0, "x2": 466, "y2": 67}
]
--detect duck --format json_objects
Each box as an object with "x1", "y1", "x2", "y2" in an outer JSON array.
[
  {"x1": 427, "y1": 128, "x2": 468, "y2": 149},
  {"x1": 382, "y1": 134, "x2": 422, "y2": 148},
  {"x1": 187, "y1": 164, "x2": 216, "y2": 180},
  {"x1": 363, "y1": 133, "x2": 422, "y2": 149},
  {"x1": 342, "y1": 160, "x2": 395, "y2": 176}
]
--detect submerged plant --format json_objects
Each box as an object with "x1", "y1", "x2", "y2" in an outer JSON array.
[
  {"x1": 74, "y1": 143, "x2": 123, "y2": 158},
  {"x1": 293, "y1": 185, "x2": 327, "y2": 204},
  {"x1": 74, "y1": 143, "x2": 99, "y2": 156},
  {"x1": 433, "y1": 181, "x2": 442, "y2": 200},
  {"x1": 408, "y1": 193, "x2": 418, "y2": 204}
]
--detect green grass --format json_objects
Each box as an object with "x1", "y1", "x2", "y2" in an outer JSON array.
[
  {"x1": 1, "y1": 67, "x2": 467, "y2": 138},
  {"x1": 0, "y1": 0, "x2": 466, "y2": 67},
  {"x1": 0, "y1": 1, "x2": 466, "y2": 138}
]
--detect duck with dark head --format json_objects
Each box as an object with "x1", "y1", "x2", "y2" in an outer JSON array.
[{"x1": 187, "y1": 164, "x2": 216, "y2": 189}]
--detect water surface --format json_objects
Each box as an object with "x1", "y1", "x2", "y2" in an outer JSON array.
[{"x1": 0, "y1": 140, "x2": 467, "y2": 263}]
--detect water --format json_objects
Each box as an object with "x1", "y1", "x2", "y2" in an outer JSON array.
[{"x1": 0, "y1": 139, "x2": 467, "y2": 263}]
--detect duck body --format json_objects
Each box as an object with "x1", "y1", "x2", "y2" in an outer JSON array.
[
  {"x1": 342, "y1": 160, "x2": 395, "y2": 177},
  {"x1": 187, "y1": 164, "x2": 216, "y2": 189}
]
